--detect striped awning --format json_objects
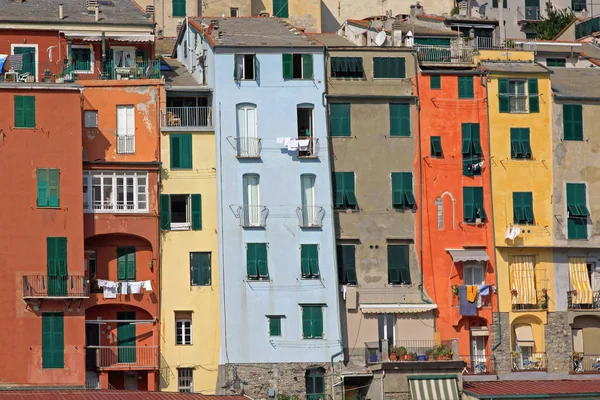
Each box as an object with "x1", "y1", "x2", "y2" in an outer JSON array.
[
  {"x1": 510, "y1": 256, "x2": 537, "y2": 305},
  {"x1": 569, "y1": 257, "x2": 593, "y2": 304},
  {"x1": 448, "y1": 249, "x2": 489, "y2": 263},
  {"x1": 360, "y1": 304, "x2": 437, "y2": 314},
  {"x1": 408, "y1": 376, "x2": 460, "y2": 400}
]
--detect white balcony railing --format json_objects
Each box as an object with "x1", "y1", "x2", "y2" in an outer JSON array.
[
  {"x1": 116, "y1": 135, "x2": 135, "y2": 154},
  {"x1": 161, "y1": 106, "x2": 212, "y2": 128},
  {"x1": 296, "y1": 206, "x2": 325, "y2": 228},
  {"x1": 235, "y1": 137, "x2": 262, "y2": 158},
  {"x1": 237, "y1": 205, "x2": 269, "y2": 227},
  {"x1": 476, "y1": 37, "x2": 537, "y2": 51},
  {"x1": 92, "y1": 346, "x2": 158, "y2": 369},
  {"x1": 415, "y1": 45, "x2": 473, "y2": 64},
  {"x1": 297, "y1": 136, "x2": 320, "y2": 158}
]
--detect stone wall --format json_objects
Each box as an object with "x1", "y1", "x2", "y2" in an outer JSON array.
[
  {"x1": 217, "y1": 362, "x2": 341, "y2": 399},
  {"x1": 493, "y1": 312, "x2": 512, "y2": 375},
  {"x1": 546, "y1": 312, "x2": 571, "y2": 374}
]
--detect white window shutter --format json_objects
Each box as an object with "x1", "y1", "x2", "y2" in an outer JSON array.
[
  {"x1": 126, "y1": 106, "x2": 134, "y2": 136},
  {"x1": 116, "y1": 106, "x2": 127, "y2": 136}
]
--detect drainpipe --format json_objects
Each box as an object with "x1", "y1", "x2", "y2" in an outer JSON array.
[
  {"x1": 380, "y1": 370, "x2": 385, "y2": 400},
  {"x1": 484, "y1": 74, "x2": 502, "y2": 352}
]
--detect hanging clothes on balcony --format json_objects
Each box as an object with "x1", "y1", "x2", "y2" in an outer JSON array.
[
  {"x1": 120, "y1": 281, "x2": 128, "y2": 295},
  {"x1": 569, "y1": 257, "x2": 593, "y2": 304},
  {"x1": 97, "y1": 279, "x2": 117, "y2": 299},
  {"x1": 128, "y1": 281, "x2": 143, "y2": 294},
  {"x1": 510, "y1": 256, "x2": 537, "y2": 305},
  {"x1": 459, "y1": 285, "x2": 476, "y2": 316},
  {"x1": 478, "y1": 284, "x2": 491, "y2": 296},
  {"x1": 142, "y1": 280, "x2": 153, "y2": 291},
  {"x1": 467, "y1": 285, "x2": 478, "y2": 302}
]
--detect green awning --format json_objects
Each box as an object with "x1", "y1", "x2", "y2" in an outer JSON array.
[{"x1": 408, "y1": 376, "x2": 460, "y2": 400}]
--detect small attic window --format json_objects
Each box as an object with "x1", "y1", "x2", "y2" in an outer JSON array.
[{"x1": 98, "y1": 0, "x2": 115, "y2": 5}]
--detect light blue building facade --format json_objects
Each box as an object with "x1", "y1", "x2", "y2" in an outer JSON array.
[{"x1": 175, "y1": 17, "x2": 343, "y2": 395}]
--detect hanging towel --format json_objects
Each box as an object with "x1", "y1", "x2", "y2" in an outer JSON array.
[
  {"x1": 287, "y1": 138, "x2": 299, "y2": 151},
  {"x1": 97, "y1": 280, "x2": 118, "y2": 299},
  {"x1": 478, "y1": 284, "x2": 491, "y2": 296},
  {"x1": 467, "y1": 285, "x2": 479, "y2": 302},
  {"x1": 142, "y1": 280, "x2": 153, "y2": 291},
  {"x1": 476, "y1": 292, "x2": 483, "y2": 308},
  {"x1": 129, "y1": 281, "x2": 143, "y2": 294},
  {"x1": 459, "y1": 285, "x2": 477, "y2": 316},
  {"x1": 505, "y1": 226, "x2": 513, "y2": 240},
  {"x1": 298, "y1": 139, "x2": 310, "y2": 151},
  {"x1": 120, "y1": 281, "x2": 128, "y2": 295},
  {"x1": 276, "y1": 137, "x2": 285, "y2": 144}
]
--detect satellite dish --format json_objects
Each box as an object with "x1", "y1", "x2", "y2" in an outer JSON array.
[{"x1": 375, "y1": 30, "x2": 386, "y2": 46}]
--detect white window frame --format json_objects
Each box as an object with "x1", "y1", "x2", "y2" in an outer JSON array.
[
  {"x1": 84, "y1": 110, "x2": 98, "y2": 128},
  {"x1": 116, "y1": 105, "x2": 135, "y2": 154},
  {"x1": 464, "y1": 262, "x2": 485, "y2": 286},
  {"x1": 11, "y1": 43, "x2": 39, "y2": 82},
  {"x1": 508, "y1": 79, "x2": 528, "y2": 113},
  {"x1": 301, "y1": 304, "x2": 326, "y2": 340},
  {"x1": 71, "y1": 44, "x2": 95, "y2": 73},
  {"x1": 175, "y1": 319, "x2": 192, "y2": 345},
  {"x1": 177, "y1": 368, "x2": 193, "y2": 392},
  {"x1": 83, "y1": 171, "x2": 148, "y2": 213},
  {"x1": 235, "y1": 53, "x2": 256, "y2": 81},
  {"x1": 243, "y1": 174, "x2": 261, "y2": 226},
  {"x1": 236, "y1": 104, "x2": 259, "y2": 157},
  {"x1": 170, "y1": 194, "x2": 191, "y2": 231}
]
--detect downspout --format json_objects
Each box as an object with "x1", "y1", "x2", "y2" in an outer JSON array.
[
  {"x1": 483, "y1": 73, "x2": 502, "y2": 352},
  {"x1": 380, "y1": 370, "x2": 385, "y2": 400},
  {"x1": 156, "y1": 84, "x2": 163, "y2": 389}
]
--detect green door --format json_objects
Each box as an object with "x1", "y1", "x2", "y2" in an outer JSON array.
[
  {"x1": 13, "y1": 47, "x2": 36, "y2": 77},
  {"x1": 47, "y1": 238, "x2": 67, "y2": 296},
  {"x1": 117, "y1": 311, "x2": 136, "y2": 363}
]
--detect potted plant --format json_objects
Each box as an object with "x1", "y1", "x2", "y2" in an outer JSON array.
[
  {"x1": 425, "y1": 348, "x2": 433, "y2": 361},
  {"x1": 389, "y1": 347, "x2": 398, "y2": 361},
  {"x1": 573, "y1": 352, "x2": 582, "y2": 361},
  {"x1": 452, "y1": 284, "x2": 459, "y2": 296},
  {"x1": 573, "y1": 289, "x2": 578, "y2": 297},
  {"x1": 397, "y1": 346, "x2": 409, "y2": 360},
  {"x1": 433, "y1": 345, "x2": 453, "y2": 360},
  {"x1": 511, "y1": 289, "x2": 518, "y2": 297}
]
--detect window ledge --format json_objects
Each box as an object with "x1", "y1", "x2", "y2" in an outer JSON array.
[
  {"x1": 300, "y1": 277, "x2": 321, "y2": 280},
  {"x1": 246, "y1": 278, "x2": 272, "y2": 282},
  {"x1": 37, "y1": 206, "x2": 61, "y2": 209},
  {"x1": 236, "y1": 156, "x2": 262, "y2": 160}
]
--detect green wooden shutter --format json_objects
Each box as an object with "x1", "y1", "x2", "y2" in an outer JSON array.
[
  {"x1": 390, "y1": 104, "x2": 410, "y2": 137},
  {"x1": 42, "y1": 313, "x2": 64, "y2": 369},
  {"x1": 499, "y1": 79, "x2": 510, "y2": 113},
  {"x1": 567, "y1": 183, "x2": 580, "y2": 216},
  {"x1": 343, "y1": 245, "x2": 357, "y2": 283},
  {"x1": 247, "y1": 243, "x2": 258, "y2": 278},
  {"x1": 170, "y1": 135, "x2": 181, "y2": 168},
  {"x1": 528, "y1": 78, "x2": 539, "y2": 113},
  {"x1": 190, "y1": 253, "x2": 200, "y2": 285},
  {"x1": 117, "y1": 248, "x2": 127, "y2": 280},
  {"x1": 273, "y1": 0, "x2": 289, "y2": 17},
  {"x1": 430, "y1": 75, "x2": 441, "y2": 89},
  {"x1": 269, "y1": 317, "x2": 281, "y2": 336},
  {"x1": 47, "y1": 237, "x2": 58, "y2": 276},
  {"x1": 387, "y1": 246, "x2": 401, "y2": 284},
  {"x1": 334, "y1": 172, "x2": 344, "y2": 207},
  {"x1": 173, "y1": 0, "x2": 186, "y2": 17},
  {"x1": 576, "y1": 184, "x2": 590, "y2": 216},
  {"x1": 513, "y1": 192, "x2": 524, "y2": 223},
  {"x1": 37, "y1": 169, "x2": 49, "y2": 207},
  {"x1": 313, "y1": 306, "x2": 323, "y2": 338},
  {"x1": 391, "y1": 173, "x2": 403, "y2": 208},
  {"x1": 14, "y1": 95, "x2": 24, "y2": 127},
  {"x1": 309, "y1": 244, "x2": 319, "y2": 276},
  {"x1": 523, "y1": 192, "x2": 534, "y2": 223},
  {"x1": 56, "y1": 238, "x2": 67, "y2": 276},
  {"x1": 430, "y1": 136, "x2": 442, "y2": 157},
  {"x1": 48, "y1": 169, "x2": 60, "y2": 207},
  {"x1": 474, "y1": 187, "x2": 486, "y2": 220},
  {"x1": 160, "y1": 194, "x2": 171, "y2": 230},
  {"x1": 302, "y1": 54, "x2": 313, "y2": 79},
  {"x1": 257, "y1": 243, "x2": 269, "y2": 278},
  {"x1": 25, "y1": 95, "x2": 35, "y2": 128},
  {"x1": 126, "y1": 248, "x2": 136, "y2": 280},
  {"x1": 397, "y1": 58, "x2": 406, "y2": 78},
  {"x1": 398, "y1": 245, "x2": 411, "y2": 284},
  {"x1": 301, "y1": 244, "x2": 312, "y2": 277},
  {"x1": 200, "y1": 253, "x2": 210, "y2": 285},
  {"x1": 573, "y1": 105, "x2": 583, "y2": 140},
  {"x1": 191, "y1": 194, "x2": 202, "y2": 230},
  {"x1": 463, "y1": 187, "x2": 475, "y2": 221},
  {"x1": 563, "y1": 104, "x2": 573, "y2": 140},
  {"x1": 181, "y1": 134, "x2": 192, "y2": 168},
  {"x1": 330, "y1": 103, "x2": 351, "y2": 137},
  {"x1": 282, "y1": 54, "x2": 293, "y2": 79},
  {"x1": 471, "y1": 123, "x2": 482, "y2": 154},
  {"x1": 458, "y1": 76, "x2": 473, "y2": 98},
  {"x1": 344, "y1": 172, "x2": 357, "y2": 208},
  {"x1": 302, "y1": 306, "x2": 312, "y2": 338}
]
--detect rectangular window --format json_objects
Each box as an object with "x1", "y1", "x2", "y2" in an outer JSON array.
[
  {"x1": 190, "y1": 252, "x2": 211, "y2": 286},
  {"x1": 572, "y1": 0, "x2": 586, "y2": 11},
  {"x1": 230, "y1": 7, "x2": 239, "y2": 16},
  {"x1": 116, "y1": 105, "x2": 135, "y2": 154},
  {"x1": 273, "y1": 0, "x2": 289, "y2": 17},
  {"x1": 547, "y1": 58, "x2": 566, "y2": 67},
  {"x1": 172, "y1": 0, "x2": 186, "y2": 17},
  {"x1": 306, "y1": 368, "x2": 325, "y2": 397},
  {"x1": 430, "y1": 75, "x2": 441, "y2": 89},
  {"x1": 237, "y1": 106, "x2": 259, "y2": 157},
  {"x1": 282, "y1": 54, "x2": 313, "y2": 80},
  {"x1": 47, "y1": 237, "x2": 67, "y2": 297},
  {"x1": 387, "y1": 245, "x2": 411, "y2": 284},
  {"x1": 567, "y1": 183, "x2": 589, "y2": 240},
  {"x1": 42, "y1": 312, "x2": 64, "y2": 369},
  {"x1": 83, "y1": 171, "x2": 148, "y2": 213},
  {"x1": 510, "y1": 128, "x2": 532, "y2": 159},
  {"x1": 178, "y1": 368, "x2": 193, "y2": 392},
  {"x1": 391, "y1": 172, "x2": 416, "y2": 210},
  {"x1": 513, "y1": 192, "x2": 534, "y2": 224},
  {"x1": 268, "y1": 316, "x2": 282, "y2": 336},
  {"x1": 499, "y1": 79, "x2": 538, "y2": 113},
  {"x1": 389, "y1": 103, "x2": 411, "y2": 137},
  {"x1": 84, "y1": 110, "x2": 98, "y2": 128},
  {"x1": 170, "y1": 134, "x2": 193, "y2": 169},
  {"x1": 330, "y1": 103, "x2": 351, "y2": 137},
  {"x1": 458, "y1": 76, "x2": 474, "y2": 99},
  {"x1": 430, "y1": 136, "x2": 443, "y2": 157},
  {"x1": 464, "y1": 262, "x2": 485, "y2": 285},
  {"x1": 37, "y1": 168, "x2": 60, "y2": 207},
  {"x1": 463, "y1": 187, "x2": 487, "y2": 223},
  {"x1": 14, "y1": 95, "x2": 35, "y2": 128},
  {"x1": 330, "y1": 57, "x2": 364, "y2": 78},
  {"x1": 117, "y1": 247, "x2": 136, "y2": 281},
  {"x1": 247, "y1": 243, "x2": 269, "y2": 280},
  {"x1": 160, "y1": 194, "x2": 201, "y2": 231},
  {"x1": 71, "y1": 47, "x2": 92, "y2": 71},
  {"x1": 373, "y1": 57, "x2": 406, "y2": 78},
  {"x1": 337, "y1": 245, "x2": 357, "y2": 284},
  {"x1": 563, "y1": 104, "x2": 583, "y2": 141},
  {"x1": 492, "y1": 0, "x2": 507, "y2": 8},
  {"x1": 302, "y1": 305, "x2": 324, "y2": 339},
  {"x1": 333, "y1": 172, "x2": 357, "y2": 209},
  {"x1": 462, "y1": 123, "x2": 483, "y2": 176},
  {"x1": 242, "y1": 174, "x2": 262, "y2": 227},
  {"x1": 301, "y1": 244, "x2": 320, "y2": 278},
  {"x1": 175, "y1": 314, "x2": 192, "y2": 345},
  {"x1": 234, "y1": 54, "x2": 256, "y2": 80}
]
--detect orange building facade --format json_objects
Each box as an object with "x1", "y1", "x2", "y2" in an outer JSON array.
[{"x1": 416, "y1": 71, "x2": 497, "y2": 374}]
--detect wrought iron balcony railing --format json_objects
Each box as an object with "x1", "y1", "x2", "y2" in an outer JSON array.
[
  {"x1": 511, "y1": 352, "x2": 547, "y2": 371},
  {"x1": 23, "y1": 274, "x2": 88, "y2": 298},
  {"x1": 161, "y1": 106, "x2": 212, "y2": 128},
  {"x1": 237, "y1": 205, "x2": 269, "y2": 227},
  {"x1": 235, "y1": 137, "x2": 262, "y2": 158},
  {"x1": 90, "y1": 346, "x2": 158, "y2": 369},
  {"x1": 296, "y1": 206, "x2": 325, "y2": 228},
  {"x1": 567, "y1": 290, "x2": 600, "y2": 310}
]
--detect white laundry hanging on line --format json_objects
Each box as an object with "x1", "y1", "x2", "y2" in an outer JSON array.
[
  {"x1": 142, "y1": 280, "x2": 153, "y2": 291},
  {"x1": 97, "y1": 279, "x2": 118, "y2": 299},
  {"x1": 129, "y1": 281, "x2": 143, "y2": 294},
  {"x1": 287, "y1": 138, "x2": 299, "y2": 151},
  {"x1": 120, "y1": 281, "x2": 128, "y2": 295},
  {"x1": 298, "y1": 139, "x2": 310, "y2": 151}
]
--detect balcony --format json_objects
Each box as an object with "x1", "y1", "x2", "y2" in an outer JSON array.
[
  {"x1": 116, "y1": 135, "x2": 135, "y2": 154},
  {"x1": 365, "y1": 340, "x2": 455, "y2": 364},
  {"x1": 457, "y1": 355, "x2": 495, "y2": 374},
  {"x1": 415, "y1": 45, "x2": 473, "y2": 65},
  {"x1": 511, "y1": 289, "x2": 548, "y2": 311},
  {"x1": 572, "y1": 354, "x2": 600, "y2": 374},
  {"x1": 237, "y1": 205, "x2": 269, "y2": 228},
  {"x1": 58, "y1": 60, "x2": 160, "y2": 82},
  {"x1": 568, "y1": 291, "x2": 600, "y2": 310},
  {"x1": 511, "y1": 352, "x2": 547, "y2": 371},
  {"x1": 161, "y1": 106, "x2": 212, "y2": 129},
  {"x1": 296, "y1": 206, "x2": 325, "y2": 228},
  {"x1": 475, "y1": 37, "x2": 537, "y2": 51},
  {"x1": 235, "y1": 137, "x2": 262, "y2": 158},
  {"x1": 91, "y1": 346, "x2": 158, "y2": 369},
  {"x1": 23, "y1": 275, "x2": 88, "y2": 299},
  {"x1": 297, "y1": 136, "x2": 320, "y2": 158}
]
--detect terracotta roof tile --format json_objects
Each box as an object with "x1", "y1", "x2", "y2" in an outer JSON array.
[
  {"x1": 464, "y1": 380, "x2": 600, "y2": 397},
  {"x1": 347, "y1": 19, "x2": 370, "y2": 28},
  {"x1": 0, "y1": 391, "x2": 248, "y2": 400}
]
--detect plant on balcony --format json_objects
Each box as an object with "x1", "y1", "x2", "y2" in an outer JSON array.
[
  {"x1": 573, "y1": 352, "x2": 582, "y2": 360},
  {"x1": 573, "y1": 289, "x2": 578, "y2": 296},
  {"x1": 432, "y1": 345, "x2": 453, "y2": 360},
  {"x1": 452, "y1": 284, "x2": 459, "y2": 296},
  {"x1": 409, "y1": 352, "x2": 418, "y2": 361},
  {"x1": 389, "y1": 346, "x2": 398, "y2": 361},
  {"x1": 511, "y1": 289, "x2": 518, "y2": 296},
  {"x1": 511, "y1": 351, "x2": 520, "y2": 357}
]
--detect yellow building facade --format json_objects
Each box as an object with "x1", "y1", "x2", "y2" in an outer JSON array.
[
  {"x1": 159, "y1": 123, "x2": 219, "y2": 392},
  {"x1": 480, "y1": 50, "x2": 554, "y2": 373}
]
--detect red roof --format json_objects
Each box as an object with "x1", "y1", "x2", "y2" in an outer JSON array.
[
  {"x1": 0, "y1": 391, "x2": 248, "y2": 400},
  {"x1": 464, "y1": 380, "x2": 600, "y2": 397}
]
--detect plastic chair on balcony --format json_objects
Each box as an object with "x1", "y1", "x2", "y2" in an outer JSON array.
[{"x1": 167, "y1": 111, "x2": 181, "y2": 127}]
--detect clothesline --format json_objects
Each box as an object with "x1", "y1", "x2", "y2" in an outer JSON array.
[
  {"x1": 96, "y1": 279, "x2": 152, "y2": 299},
  {"x1": 276, "y1": 137, "x2": 310, "y2": 151}
]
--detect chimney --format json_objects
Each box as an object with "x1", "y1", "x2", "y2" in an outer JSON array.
[
  {"x1": 95, "y1": 6, "x2": 99, "y2": 21},
  {"x1": 59, "y1": 4, "x2": 64, "y2": 20},
  {"x1": 410, "y1": 2, "x2": 424, "y2": 17}
]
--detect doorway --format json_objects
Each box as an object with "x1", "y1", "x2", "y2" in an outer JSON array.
[{"x1": 117, "y1": 312, "x2": 136, "y2": 363}]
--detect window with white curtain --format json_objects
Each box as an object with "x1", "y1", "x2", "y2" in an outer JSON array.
[
  {"x1": 464, "y1": 262, "x2": 485, "y2": 285},
  {"x1": 83, "y1": 171, "x2": 147, "y2": 213},
  {"x1": 237, "y1": 105, "x2": 258, "y2": 157},
  {"x1": 243, "y1": 174, "x2": 260, "y2": 226},
  {"x1": 301, "y1": 174, "x2": 316, "y2": 225},
  {"x1": 116, "y1": 105, "x2": 135, "y2": 154}
]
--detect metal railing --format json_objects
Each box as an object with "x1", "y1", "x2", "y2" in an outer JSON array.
[
  {"x1": 365, "y1": 340, "x2": 453, "y2": 363},
  {"x1": 60, "y1": 60, "x2": 161, "y2": 81},
  {"x1": 237, "y1": 205, "x2": 269, "y2": 227},
  {"x1": 92, "y1": 346, "x2": 158, "y2": 369},
  {"x1": 85, "y1": 380, "x2": 100, "y2": 390},
  {"x1": 235, "y1": 137, "x2": 262, "y2": 158},
  {"x1": 415, "y1": 45, "x2": 473, "y2": 64},
  {"x1": 476, "y1": 37, "x2": 537, "y2": 51},
  {"x1": 297, "y1": 136, "x2": 320, "y2": 158},
  {"x1": 572, "y1": 354, "x2": 600, "y2": 373},
  {"x1": 161, "y1": 106, "x2": 212, "y2": 128},
  {"x1": 568, "y1": 291, "x2": 600, "y2": 309},
  {"x1": 23, "y1": 275, "x2": 88, "y2": 298},
  {"x1": 116, "y1": 135, "x2": 135, "y2": 154},
  {"x1": 458, "y1": 355, "x2": 495, "y2": 374},
  {"x1": 296, "y1": 206, "x2": 325, "y2": 228},
  {"x1": 511, "y1": 352, "x2": 547, "y2": 371},
  {"x1": 511, "y1": 289, "x2": 548, "y2": 311},
  {"x1": 518, "y1": 5, "x2": 541, "y2": 20}
]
